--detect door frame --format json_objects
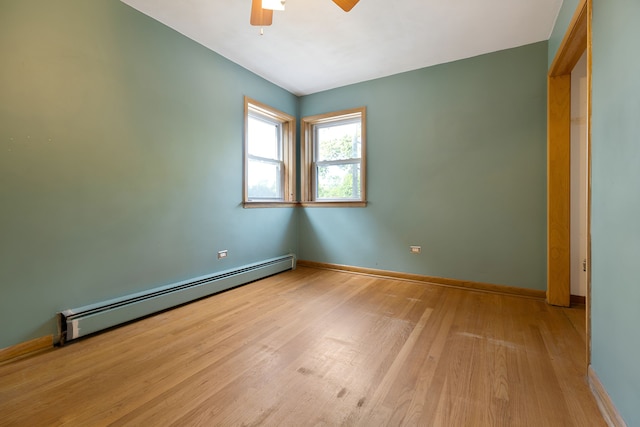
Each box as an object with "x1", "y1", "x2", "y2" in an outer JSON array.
[{"x1": 547, "y1": 0, "x2": 592, "y2": 361}]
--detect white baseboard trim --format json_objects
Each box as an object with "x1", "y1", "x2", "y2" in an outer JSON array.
[{"x1": 588, "y1": 365, "x2": 627, "y2": 427}]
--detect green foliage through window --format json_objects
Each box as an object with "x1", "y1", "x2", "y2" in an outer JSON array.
[
  {"x1": 301, "y1": 107, "x2": 366, "y2": 204},
  {"x1": 315, "y1": 120, "x2": 362, "y2": 200}
]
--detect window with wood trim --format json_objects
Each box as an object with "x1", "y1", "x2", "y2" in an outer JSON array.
[
  {"x1": 301, "y1": 107, "x2": 367, "y2": 206},
  {"x1": 243, "y1": 97, "x2": 296, "y2": 206}
]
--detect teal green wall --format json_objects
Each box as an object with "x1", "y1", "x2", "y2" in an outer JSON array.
[
  {"x1": 590, "y1": 1, "x2": 640, "y2": 424},
  {"x1": 299, "y1": 42, "x2": 548, "y2": 290},
  {"x1": 0, "y1": 1, "x2": 552, "y2": 352},
  {"x1": 548, "y1": 0, "x2": 580, "y2": 66},
  {"x1": 0, "y1": 0, "x2": 298, "y2": 349},
  {"x1": 6, "y1": 1, "x2": 637, "y2": 422}
]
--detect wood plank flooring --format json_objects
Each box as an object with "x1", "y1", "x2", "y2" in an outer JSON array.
[{"x1": 0, "y1": 267, "x2": 605, "y2": 426}]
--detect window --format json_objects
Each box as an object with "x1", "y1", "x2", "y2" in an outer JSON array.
[
  {"x1": 301, "y1": 107, "x2": 366, "y2": 206},
  {"x1": 244, "y1": 97, "x2": 296, "y2": 206}
]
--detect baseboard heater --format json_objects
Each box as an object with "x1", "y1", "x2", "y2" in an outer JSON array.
[{"x1": 57, "y1": 254, "x2": 296, "y2": 344}]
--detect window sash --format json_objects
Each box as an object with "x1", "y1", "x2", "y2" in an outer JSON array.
[
  {"x1": 313, "y1": 160, "x2": 362, "y2": 201},
  {"x1": 313, "y1": 118, "x2": 362, "y2": 163},
  {"x1": 247, "y1": 113, "x2": 282, "y2": 162},
  {"x1": 246, "y1": 104, "x2": 286, "y2": 202},
  {"x1": 247, "y1": 157, "x2": 284, "y2": 201},
  {"x1": 300, "y1": 106, "x2": 366, "y2": 205},
  {"x1": 315, "y1": 158, "x2": 361, "y2": 167},
  {"x1": 243, "y1": 97, "x2": 296, "y2": 206},
  {"x1": 311, "y1": 116, "x2": 362, "y2": 201}
]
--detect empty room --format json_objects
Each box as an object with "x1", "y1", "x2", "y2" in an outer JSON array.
[{"x1": 1, "y1": 0, "x2": 638, "y2": 425}]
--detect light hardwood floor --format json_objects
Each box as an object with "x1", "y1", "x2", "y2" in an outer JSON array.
[{"x1": 0, "y1": 267, "x2": 605, "y2": 426}]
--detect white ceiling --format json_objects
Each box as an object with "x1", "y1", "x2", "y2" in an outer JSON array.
[{"x1": 121, "y1": 0, "x2": 562, "y2": 96}]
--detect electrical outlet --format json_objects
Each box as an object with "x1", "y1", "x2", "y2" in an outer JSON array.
[
  {"x1": 217, "y1": 250, "x2": 228, "y2": 259},
  {"x1": 410, "y1": 246, "x2": 421, "y2": 254}
]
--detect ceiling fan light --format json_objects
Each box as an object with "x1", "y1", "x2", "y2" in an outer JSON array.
[{"x1": 262, "y1": 0, "x2": 285, "y2": 11}]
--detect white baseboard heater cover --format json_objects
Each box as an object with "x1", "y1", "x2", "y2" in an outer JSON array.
[{"x1": 57, "y1": 254, "x2": 295, "y2": 344}]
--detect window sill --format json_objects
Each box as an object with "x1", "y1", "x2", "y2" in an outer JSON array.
[
  {"x1": 243, "y1": 201, "x2": 298, "y2": 209},
  {"x1": 299, "y1": 201, "x2": 367, "y2": 208},
  {"x1": 243, "y1": 201, "x2": 368, "y2": 208}
]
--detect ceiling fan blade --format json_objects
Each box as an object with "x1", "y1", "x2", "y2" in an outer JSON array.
[
  {"x1": 250, "y1": 0, "x2": 273, "y2": 26},
  {"x1": 332, "y1": 0, "x2": 360, "y2": 12}
]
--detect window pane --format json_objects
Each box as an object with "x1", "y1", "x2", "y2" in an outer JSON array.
[
  {"x1": 248, "y1": 159, "x2": 281, "y2": 199},
  {"x1": 316, "y1": 121, "x2": 361, "y2": 161},
  {"x1": 248, "y1": 115, "x2": 280, "y2": 160},
  {"x1": 316, "y1": 163, "x2": 361, "y2": 200}
]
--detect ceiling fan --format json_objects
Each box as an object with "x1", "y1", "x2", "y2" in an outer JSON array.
[{"x1": 250, "y1": 0, "x2": 360, "y2": 27}]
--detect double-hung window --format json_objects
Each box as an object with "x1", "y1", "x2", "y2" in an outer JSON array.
[
  {"x1": 243, "y1": 97, "x2": 296, "y2": 206},
  {"x1": 301, "y1": 107, "x2": 366, "y2": 206}
]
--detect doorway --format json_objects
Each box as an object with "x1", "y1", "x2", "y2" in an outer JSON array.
[
  {"x1": 547, "y1": 0, "x2": 591, "y2": 361},
  {"x1": 570, "y1": 51, "x2": 588, "y2": 300}
]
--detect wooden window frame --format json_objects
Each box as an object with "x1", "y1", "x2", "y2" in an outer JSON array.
[
  {"x1": 300, "y1": 107, "x2": 367, "y2": 207},
  {"x1": 243, "y1": 97, "x2": 296, "y2": 208}
]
